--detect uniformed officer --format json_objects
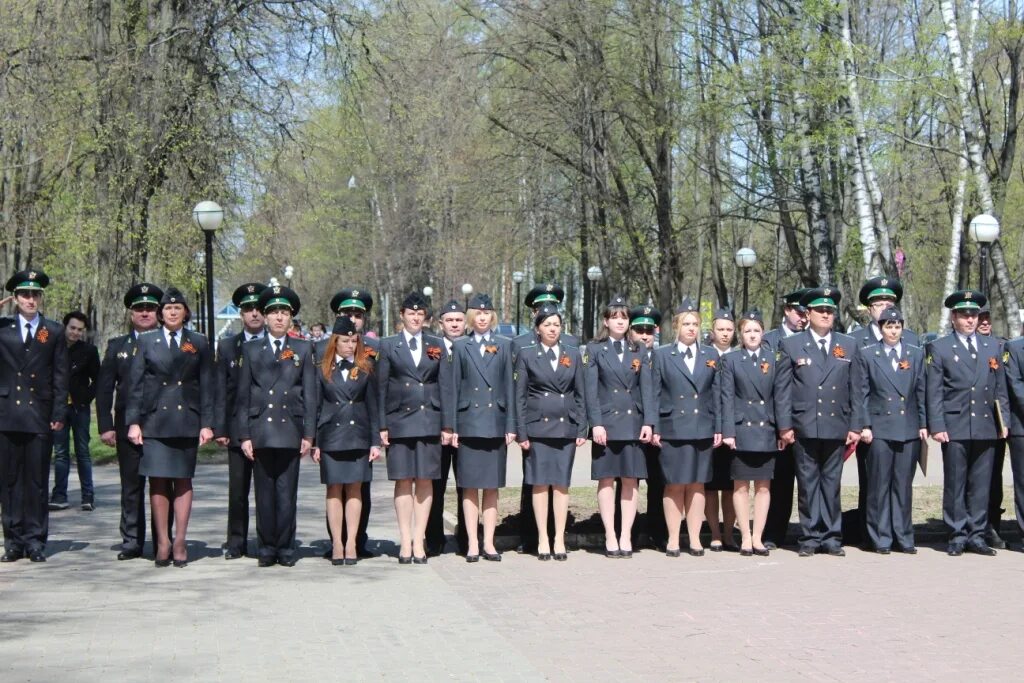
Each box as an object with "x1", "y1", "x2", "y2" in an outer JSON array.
[
  {"x1": 96, "y1": 282, "x2": 163, "y2": 560},
  {"x1": 310, "y1": 315, "x2": 381, "y2": 565},
  {"x1": 976, "y1": 304, "x2": 1009, "y2": 549},
  {"x1": 213, "y1": 282, "x2": 266, "y2": 559},
  {"x1": 377, "y1": 292, "x2": 452, "y2": 564},
  {"x1": 510, "y1": 282, "x2": 577, "y2": 553},
  {"x1": 775, "y1": 286, "x2": 858, "y2": 557},
  {"x1": 926, "y1": 290, "x2": 1009, "y2": 556},
  {"x1": 426, "y1": 299, "x2": 468, "y2": 556},
  {"x1": 447, "y1": 293, "x2": 515, "y2": 562},
  {"x1": 761, "y1": 288, "x2": 808, "y2": 549},
  {"x1": 125, "y1": 288, "x2": 214, "y2": 567},
  {"x1": 627, "y1": 304, "x2": 665, "y2": 550},
  {"x1": 850, "y1": 307, "x2": 926, "y2": 553},
  {"x1": 236, "y1": 286, "x2": 316, "y2": 567},
  {"x1": 326, "y1": 287, "x2": 378, "y2": 558},
  {"x1": 847, "y1": 276, "x2": 920, "y2": 548},
  {"x1": 584, "y1": 294, "x2": 655, "y2": 558},
  {"x1": 515, "y1": 304, "x2": 588, "y2": 561},
  {"x1": 650, "y1": 298, "x2": 722, "y2": 557},
  {"x1": 1003, "y1": 329, "x2": 1024, "y2": 550},
  {"x1": 0, "y1": 269, "x2": 69, "y2": 563},
  {"x1": 705, "y1": 308, "x2": 738, "y2": 551}
]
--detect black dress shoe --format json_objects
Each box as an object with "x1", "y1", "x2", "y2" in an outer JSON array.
[
  {"x1": 739, "y1": 548, "x2": 753, "y2": 557},
  {"x1": 619, "y1": 550, "x2": 633, "y2": 559},
  {"x1": 1, "y1": 550, "x2": 23, "y2": 563},
  {"x1": 967, "y1": 542, "x2": 997, "y2": 556},
  {"x1": 344, "y1": 558, "x2": 358, "y2": 566},
  {"x1": 826, "y1": 546, "x2": 846, "y2": 557},
  {"x1": 753, "y1": 547, "x2": 770, "y2": 557},
  {"x1": 708, "y1": 543, "x2": 724, "y2": 553},
  {"x1": 29, "y1": 550, "x2": 46, "y2": 563},
  {"x1": 605, "y1": 549, "x2": 621, "y2": 558},
  {"x1": 553, "y1": 552, "x2": 568, "y2": 561},
  {"x1": 537, "y1": 553, "x2": 552, "y2": 561},
  {"x1": 398, "y1": 555, "x2": 413, "y2": 565},
  {"x1": 258, "y1": 557, "x2": 276, "y2": 567},
  {"x1": 898, "y1": 547, "x2": 918, "y2": 555},
  {"x1": 798, "y1": 546, "x2": 815, "y2": 557},
  {"x1": 986, "y1": 528, "x2": 1007, "y2": 549},
  {"x1": 482, "y1": 552, "x2": 502, "y2": 562},
  {"x1": 875, "y1": 547, "x2": 891, "y2": 555},
  {"x1": 665, "y1": 549, "x2": 681, "y2": 558},
  {"x1": 173, "y1": 559, "x2": 188, "y2": 568},
  {"x1": 722, "y1": 543, "x2": 741, "y2": 553},
  {"x1": 155, "y1": 557, "x2": 171, "y2": 567},
  {"x1": 278, "y1": 557, "x2": 297, "y2": 567},
  {"x1": 947, "y1": 543, "x2": 965, "y2": 556},
  {"x1": 331, "y1": 558, "x2": 345, "y2": 566},
  {"x1": 412, "y1": 555, "x2": 428, "y2": 565},
  {"x1": 465, "y1": 554, "x2": 480, "y2": 563},
  {"x1": 224, "y1": 547, "x2": 243, "y2": 560},
  {"x1": 763, "y1": 541, "x2": 778, "y2": 551},
  {"x1": 687, "y1": 547, "x2": 705, "y2": 557},
  {"x1": 117, "y1": 550, "x2": 141, "y2": 561}
]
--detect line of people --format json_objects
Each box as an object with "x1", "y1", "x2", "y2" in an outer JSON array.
[{"x1": 2, "y1": 268, "x2": 1023, "y2": 565}]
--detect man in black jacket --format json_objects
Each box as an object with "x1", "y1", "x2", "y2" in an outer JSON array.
[{"x1": 49, "y1": 312, "x2": 100, "y2": 511}]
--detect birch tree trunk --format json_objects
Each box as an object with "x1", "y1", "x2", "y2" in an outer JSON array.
[{"x1": 939, "y1": 128, "x2": 969, "y2": 334}]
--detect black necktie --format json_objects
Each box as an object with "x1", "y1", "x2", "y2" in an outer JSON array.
[
  {"x1": 888, "y1": 347, "x2": 898, "y2": 370},
  {"x1": 23, "y1": 323, "x2": 32, "y2": 350},
  {"x1": 274, "y1": 339, "x2": 282, "y2": 356},
  {"x1": 614, "y1": 340, "x2": 623, "y2": 356},
  {"x1": 966, "y1": 337, "x2": 977, "y2": 357},
  {"x1": 546, "y1": 348, "x2": 556, "y2": 363},
  {"x1": 751, "y1": 352, "x2": 759, "y2": 364},
  {"x1": 409, "y1": 337, "x2": 418, "y2": 352},
  {"x1": 819, "y1": 339, "x2": 828, "y2": 361},
  {"x1": 339, "y1": 358, "x2": 352, "y2": 370},
  {"x1": 684, "y1": 348, "x2": 692, "y2": 359},
  {"x1": 169, "y1": 330, "x2": 178, "y2": 352}
]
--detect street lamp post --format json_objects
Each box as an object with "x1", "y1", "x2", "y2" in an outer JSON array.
[
  {"x1": 284, "y1": 265, "x2": 294, "y2": 288},
  {"x1": 192, "y1": 201, "x2": 224, "y2": 345},
  {"x1": 969, "y1": 213, "x2": 1000, "y2": 298},
  {"x1": 512, "y1": 271, "x2": 525, "y2": 334},
  {"x1": 586, "y1": 265, "x2": 603, "y2": 341},
  {"x1": 422, "y1": 285, "x2": 433, "y2": 307},
  {"x1": 735, "y1": 247, "x2": 757, "y2": 313},
  {"x1": 461, "y1": 283, "x2": 473, "y2": 311}
]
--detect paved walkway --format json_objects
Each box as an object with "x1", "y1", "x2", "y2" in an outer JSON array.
[{"x1": 2, "y1": 461, "x2": 1022, "y2": 681}]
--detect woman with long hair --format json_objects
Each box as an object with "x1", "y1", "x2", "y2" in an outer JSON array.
[{"x1": 311, "y1": 316, "x2": 381, "y2": 565}]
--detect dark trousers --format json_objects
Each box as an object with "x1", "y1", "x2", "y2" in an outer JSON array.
[
  {"x1": 643, "y1": 445, "x2": 666, "y2": 548},
  {"x1": 1008, "y1": 437, "x2": 1024, "y2": 536},
  {"x1": 793, "y1": 438, "x2": 844, "y2": 550},
  {"x1": 842, "y1": 441, "x2": 870, "y2": 547},
  {"x1": 427, "y1": 445, "x2": 468, "y2": 554},
  {"x1": 988, "y1": 443, "x2": 1006, "y2": 533},
  {"x1": 226, "y1": 446, "x2": 253, "y2": 553},
  {"x1": 0, "y1": 431, "x2": 53, "y2": 553},
  {"x1": 764, "y1": 443, "x2": 796, "y2": 546},
  {"x1": 253, "y1": 449, "x2": 300, "y2": 560},
  {"x1": 116, "y1": 431, "x2": 146, "y2": 553},
  {"x1": 942, "y1": 439, "x2": 996, "y2": 545},
  {"x1": 51, "y1": 404, "x2": 94, "y2": 503},
  {"x1": 865, "y1": 438, "x2": 918, "y2": 550}
]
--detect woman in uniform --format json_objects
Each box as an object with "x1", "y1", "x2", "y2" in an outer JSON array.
[
  {"x1": 311, "y1": 315, "x2": 380, "y2": 565},
  {"x1": 651, "y1": 299, "x2": 722, "y2": 556},
  {"x1": 584, "y1": 295, "x2": 654, "y2": 558},
  {"x1": 705, "y1": 308, "x2": 738, "y2": 551},
  {"x1": 448, "y1": 294, "x2": 515, "y2": 562},
  {"x1": 377, "y1": 292, "x2": 451, "y2": 564},
  {"x1": 720, "y1": 311, "x2": 779, "y2": 556},
  {"x1": 126, "y1": 288, "x2": 214, "y2": 567},
  {"x1": 236, "y1": 286, "x2": 316, "y2": 567},
  {"x1": 515, "y1": 304, "x2": 587, "y2": 561}
]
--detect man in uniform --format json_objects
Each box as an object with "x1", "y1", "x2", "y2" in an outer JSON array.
[
  {"x1": 96, "y1": 283, "x2": 163, "y2": 560},
  {"x1": 775, "y1": 287, "x2": 858, "y2": 557},
  {"x1": 927, "y1": 290, "x2": 1009, "y2": 556},
  {"x1": 426, "y1": 300, "x2": 469, "y2": 555},
  {"x1": 761, "y1": 288, "x2": 808, "y2": 549},
  {"x1": 510, "y1": 282, "x2": 577, "y2": 553},
  {"x1": 0, "y1": 269, "x2": 68, "y2": 563},
  {"x1": 214, "y1": 283, "x2": 266, "y2": 559},
  {"x1": 627, "y1": 304, "x2": 663, "y2": 549},
  {"x1": 977, "y1": 305, "x2": 1010, "y2": 548}
]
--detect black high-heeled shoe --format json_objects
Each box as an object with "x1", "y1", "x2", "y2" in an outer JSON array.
[
  {"x1": 331, "y1": 558, "x2": 346, "y2": 566},
  {"x1": 398, "y1": 555, "x2": 413, "y2": 565},
  {"x1": 155, "y1": 557, "x2": 171, "y2": 567},
  {"x1": 482, "y1": 551, "x2": 502, "y2": 562},
  {"x1": 173, "y1": 559, "x2": 188, "y2": 568},
  {"x1": 412, "y1": 555, "x2": 428, "y2": 565}
]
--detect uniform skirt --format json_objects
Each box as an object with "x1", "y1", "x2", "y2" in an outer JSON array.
[
  {"x1": 320, "y1": 449, "x2": 372, "y2": 485},
  {"x1": 591, "y1": 440, "x2": 647, "y2": 480},
  {"x1": 704, "y1": 445, "x2": 733, "y2": 490},
  {"x1": 456, "y1": 437, "x2": 507, "y2": 489},
  {"x1": 139, "y1": 437, "x2": 197, "y2": 479},
  {"x1": 658, "y1": 438, "x2": 713, "y2": 485},
  {"x1": 524, "y1": 438, "x2": 575, "y2": 487},
  {"x1": 731, "y1": 451, "x2": 776, "y2": 481},
  {"x1": 386, "y1": 437, "x2": 442, "y2": 480}
]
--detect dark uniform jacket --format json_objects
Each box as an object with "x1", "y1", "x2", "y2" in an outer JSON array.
[
  {"x1": 511, "y1": 331, "x2": 578, "y2": 360},
  {"x1": 720, "y1": 345, "x2": 779, "y2": 453},
  {"x1": 96, "y1": 333, "x2": 138, "y2": 433},
  {"x1": 774, "y1": 330, "x2": 856, "y2": 440},
  {"x1": 650, "y1": 343, "x2": 720, "y2": 440},
  {"x1": 66, "y1": 340, "x2": 100, "y2": 407},
  {"x1": 0, "y1": 316, "x2": 69, "y2": 433},
  {"x1": 315, "y1": 355, "x2": 380, "y2": 451},
  {"x1": 376, "y1": 332, "x2": 451, "y2": 439},
  {"x1": 124, "y1": 328, "x2": 214, "y2": 438},
  {"x1": 236, "y1": 336, "x2": 317, "y2": 449},
  {"x1": 214, "y1": 331, "x2": 263, "y2": 446},
  {"x1": 583, "y1": 339, "x2": 655, "y2": 441},
  {"x1": 849, "y1": 323, "x2": 920, "y2": 349},
  {"x1": 850, "y1": 342, "x2": 926, "y2": 441},
  {"x1": 925, "y1": 333, "x2": 1009, "y2": 441},
  {"x1": 514, "y1": 342, "x2": 587, "y2": 441},
  {"x1": 1004, "y1": 338, "x2": 1024, "y2": 437},
  {"x1": 447, "y1": 335, "x2": 516, "y2": 438},
  {"x1": 762, "y1": 325, "x2": 801, "y2": 353}
]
